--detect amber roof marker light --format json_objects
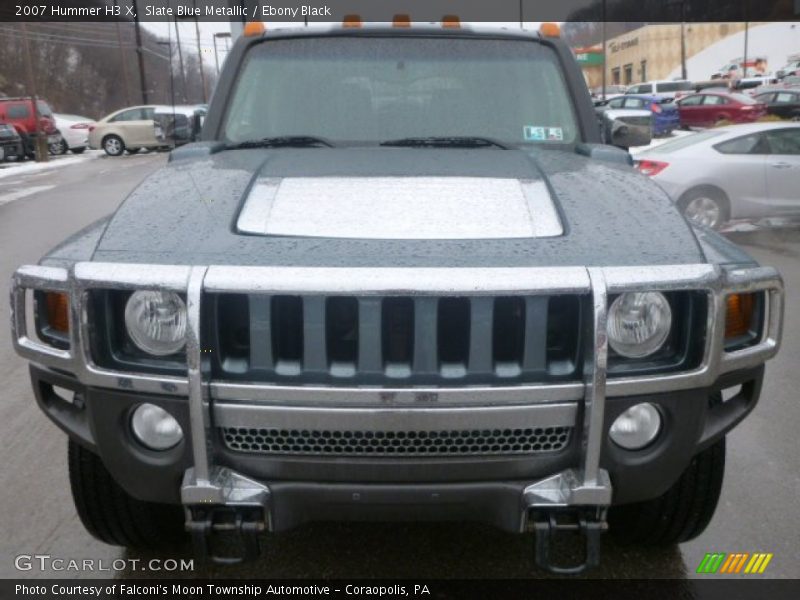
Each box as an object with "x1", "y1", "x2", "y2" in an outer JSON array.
[
  {"x1": 243, "y1": 21, "x2": 265, "y2": 37},
  {"x1": 539, "y1": 22, "x2": 561, "y2": 37},
  {"x1": 393, "y1": 14, "x2": 411, "y2": 28},
  {"x1": 343, "y1": 14, "x2": 362, "y2": 28},
  {"x1": 442, "y1": 15, "x2": 461, "y2": 29}
]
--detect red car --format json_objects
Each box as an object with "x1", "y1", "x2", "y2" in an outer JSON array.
[
  {"x1": 0, "y1": 97, "x2": 60, "y2": 158},
  {"x1": 676, "y1": 92, "x2": 767, "y2": 127}
]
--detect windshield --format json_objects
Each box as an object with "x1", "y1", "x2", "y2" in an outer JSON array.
[{"x1": 223, "y1": 36, "x2": 579, "y2": 146}]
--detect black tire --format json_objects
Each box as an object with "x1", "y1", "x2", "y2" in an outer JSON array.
[
  {"x1": 125, "y1": 147, "x2": 141, "y2": 155},
  {"x1": 68, "y1": 440, "x2": 186, "y2": 549},
  {"x1": 677, "y1": 187, "x2": 729, "y2": 230},
  {"x1": 609, "y1": 396, "x2": 726, "y2": 546},
  {"x1": 71, "y1": 146, "x2": 87, "y2": 154},
  {"x1": 49, "y1": 138, "x2": 67, "y2": 156},
  {"x1": 102, "y1": 134, "x2": 125, "y2": 157}
]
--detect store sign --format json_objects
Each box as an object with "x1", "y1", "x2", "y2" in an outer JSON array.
[
  {"x1": 575, "y1": 51, "x2": 604, "y2": 66},
  {"x1": 609, "y1": 38, "x2": 639, "y2": 54}
]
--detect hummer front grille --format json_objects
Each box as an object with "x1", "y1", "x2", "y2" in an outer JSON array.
[{"x1": 207, "y1": 293, "x2": 585, "y2": 385}]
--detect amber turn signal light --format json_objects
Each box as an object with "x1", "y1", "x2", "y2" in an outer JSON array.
[
  {"x1": 725, "y1": 293, "x2": 755, "y2": 339},
  {"x1": 45, "y1": 292, "x2": 69, "y2": 333}
]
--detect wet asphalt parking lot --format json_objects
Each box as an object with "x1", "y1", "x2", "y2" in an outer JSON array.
[{"x1": 0, "y1": 151, "x2": 798, "y2": 580}]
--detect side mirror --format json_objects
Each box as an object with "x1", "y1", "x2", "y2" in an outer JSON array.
[{"x1": 602, "y1": 109, "x2": 652, "y2": 149}]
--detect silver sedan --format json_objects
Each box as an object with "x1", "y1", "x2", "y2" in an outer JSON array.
[{"x1": 634, "y1": 122, "x2": 800, "y2": 229}]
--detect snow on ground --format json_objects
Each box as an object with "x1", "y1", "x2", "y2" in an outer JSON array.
[
  {"x1": 0, "y1": 150, "x2": 100, "y2": 181},
  {"x1": 667, "y1": 22, "x2": 800, "y2": 81}
]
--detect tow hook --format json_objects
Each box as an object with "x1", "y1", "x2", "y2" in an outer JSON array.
[
  {"x1": 529, "y1": 508, "x2": 608, "y2": 574},
  {"x1": 186, "y1": 505, "x2": 266, "y2": 565}
]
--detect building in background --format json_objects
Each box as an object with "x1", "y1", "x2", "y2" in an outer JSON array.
[{"x1": 576, "y1": 22, "x2": 800, "y2": 88}]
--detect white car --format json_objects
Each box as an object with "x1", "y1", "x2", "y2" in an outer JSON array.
[
  {"x1": 634, "y1": 122, "x2": 800, "y2": 229},
  {"x1": 626, "y1": 80, "x2": 694, "y2": 101},
  {"x1": 50, "y1": 113, "x2": 93, "y2": 155}
]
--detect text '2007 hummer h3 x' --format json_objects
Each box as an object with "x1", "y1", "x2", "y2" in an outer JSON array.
[{"x1": 10, "y1": 20, "x2": 784, "y2": 574}]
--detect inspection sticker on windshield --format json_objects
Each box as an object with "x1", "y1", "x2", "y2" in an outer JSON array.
[{"x1": 524, "y1": 126, "x2": 563, "y2": 142}]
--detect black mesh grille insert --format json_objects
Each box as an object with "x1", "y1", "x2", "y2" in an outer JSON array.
[{"x1": 221, "y1": 426, "x2": 572, "y2": 457}]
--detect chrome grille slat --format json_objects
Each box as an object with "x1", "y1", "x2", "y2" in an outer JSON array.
[{"x1": 221, "y1": 426, "x2": 572, "y2": 457}]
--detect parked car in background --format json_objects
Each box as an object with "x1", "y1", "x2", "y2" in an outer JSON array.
[
  {"x1": 0, "y1": 122, "x2": 24, "y2": 162},
  {"x1": 597, "y1": 94, "x2": 679, "y2": 137},
  {"x1": 677, "y1": 92, "x2": 767, "y2": 128},
  {"x1": 753, "y1": 90, "x2": 800, "y2": 121},
  {"x1": 50, "y1": 113, "x2": 93, "y2": 155},
  {"x1": 635, "y1": 123, "x2": 800, "y2": 229},
  {"x1": 776, "y1": 56, "x2": 800, "y2": 79},
  {"x1": 153, "y1": 105, "x2": 207, "y2": 148},
  {"x1": 88, "y1": 105, "x2": 164, "y2": 156},
  {"x1": 732, "y1": 77, "x2": 779, "y2": 95},
  {"x1": 0, "y1": 97, "x2": 61, "y2": 158},
  {"x1": 626, "y1": 80, "x2": 693, "y2": 101},
  {"x1": 590, "y1": 85, "x2": 627, "y2": 105}
]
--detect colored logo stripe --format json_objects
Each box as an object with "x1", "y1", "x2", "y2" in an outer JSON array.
[
  {"x1": 744, "y1": 553, "x2": 774, "y2": 574},
  {"x1": 697, "y1": 552, "x2": 773, "y2": 574},
  {"x1": 697, "y1": 553, "x2": 726, "y2": 574}
]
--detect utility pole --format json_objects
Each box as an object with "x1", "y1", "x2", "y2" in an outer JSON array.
[
  {"x1": 174, "y1": 20, "x2": 188, "y2": 102},
  {"x1": 601, "y1": 0, "x2": 607, "y2": 100},
  {"x1": 193, "y1": 0, "x2": 208, "y2": 103},
  {"x1": 680, "y1": 1, "x2": 687, "y2": 80},
  {"x1": 115, "y1": 1, "x2": 132, "y2": 105},
  {"x1": 743, "y1": 22, "x2": 749, "y2": 78},
  {"x1": 133, "y1": 0, "x2": 148, "y2": 103},
  {"x1": 20, "y1": 23, "x2": 48, "y2": 162},
  {"x1": 213, "y1": 32, "x2": 231, "y2": 77}
]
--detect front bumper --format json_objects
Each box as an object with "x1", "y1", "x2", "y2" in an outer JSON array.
[
  {"x1": 11, "y1": 261, "x2": 782, "y2": 568},
  {"x1": 30, "y1": 361, "x2": 764, "y2": 532}
]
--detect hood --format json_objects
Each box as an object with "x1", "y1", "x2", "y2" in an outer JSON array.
[{"x1": 93, "y1": 147, "x2": 704, "y2": 268}]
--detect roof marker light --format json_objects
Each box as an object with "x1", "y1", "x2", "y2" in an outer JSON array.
[
  {"x1": 393, "y1": 14, "x2": 411, "y2": 27},
  {"x1": 539, "y1": 22, "x2": 561, "y2": 37},
  {"x1": 243, "y1": 21, "x2": 265, "y2": 37},
  {"x1": 442, "y1": 15, "x2": 461, "y2": 28},
  {"x1": 343, "y1": 14, "x2": 362, "y2": 28}
]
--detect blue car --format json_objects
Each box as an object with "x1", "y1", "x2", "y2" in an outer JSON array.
[{"x1": 597, "y1": 94, "x2": 680, "y2": 137}]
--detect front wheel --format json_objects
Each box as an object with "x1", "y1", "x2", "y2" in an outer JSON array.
[{"x1": 68, "y1": 440, "x2": 186, "y2": 549}]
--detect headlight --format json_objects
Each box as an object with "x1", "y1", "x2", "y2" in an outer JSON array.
[
  {"x1": 607, "y1": 292, "x2": 672, "y2": 358},
  {"x1": 124, "y1": 290, "x2": 187, "y2": 356},
  {"x1": 609, "y1": 403, "x2": 662, "y2": 450},
  {"x1": 130, "y1": 403, "x2": 183, "y2": 450}
]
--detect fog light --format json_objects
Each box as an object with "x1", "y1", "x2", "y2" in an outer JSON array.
[
  {"x1": 130, "y1": 403, "x2": 183, "y2": 450},
  {"x1": 609, "y1": 403, "x2": 662, "y2": 450}
]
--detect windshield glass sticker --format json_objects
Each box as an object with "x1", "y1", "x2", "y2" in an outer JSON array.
[{"x1": 524, "y1": 126, "x2": 563, "y2": 142}]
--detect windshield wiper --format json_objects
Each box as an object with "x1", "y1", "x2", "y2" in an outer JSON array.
[
  {"x1": 379, "y1": 136, "x2": 508, "y2": 149},
  {"x1": 226, "y1": 135, "x2": 334, "y2": 149}
]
